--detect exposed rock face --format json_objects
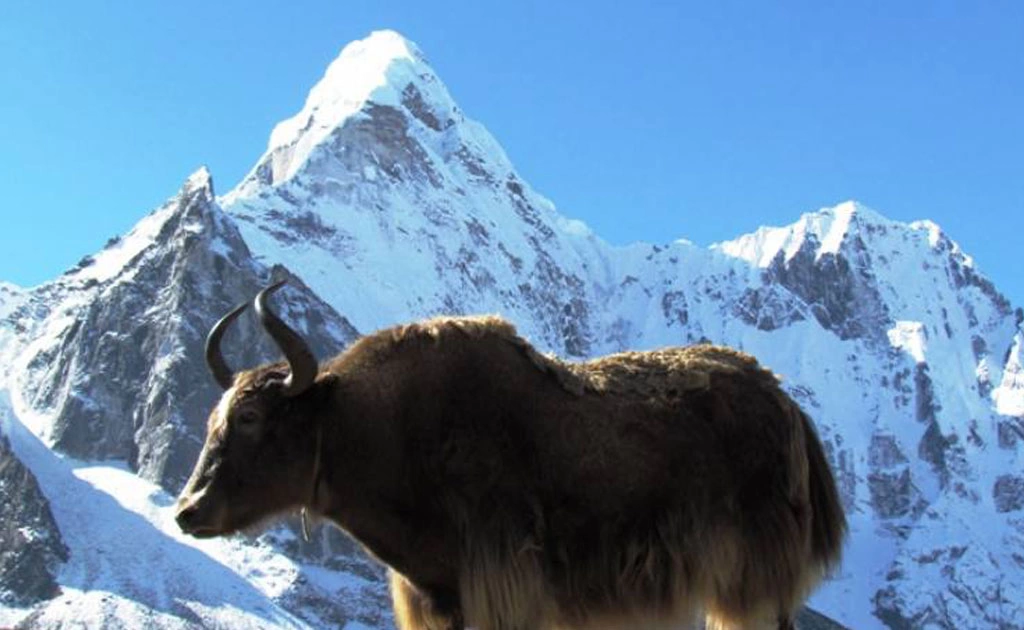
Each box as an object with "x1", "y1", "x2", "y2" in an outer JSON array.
[
  {"x1": 13, "y1": 171, "x2": 358, "y2": 493},
  {"x1": 764, "y1": 230, "x2": 889, "y2": 342},
  {"x1": 993, "y1": 474, "x2": 1024, "y2": 513},
  {"x1": 0, "y1": 429, "x2": 67, "y2": 607}
]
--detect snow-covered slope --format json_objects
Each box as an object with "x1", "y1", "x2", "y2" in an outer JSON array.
[
  {"x1": 0, "y1": 391, "x2": 385, "y2": 629},
  {"x1": 2, "y1": 29, "x2": 1022, "y2": 629}
]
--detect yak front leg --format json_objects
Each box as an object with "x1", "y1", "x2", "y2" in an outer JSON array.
[{"x1": 390, "y1": 570, "x2": 464, "y2": 630}]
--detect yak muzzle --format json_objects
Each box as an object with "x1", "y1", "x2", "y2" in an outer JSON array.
[{"x1": 174, "y1": 495, "x2": 224, "y2": 538}]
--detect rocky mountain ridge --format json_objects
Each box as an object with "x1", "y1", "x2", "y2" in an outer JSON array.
[{"x1": 1, "y1": 29, "x2": 1021, "y2": 629}]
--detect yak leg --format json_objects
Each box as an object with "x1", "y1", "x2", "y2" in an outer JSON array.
[
  {"x1": 390, "y1": 571, "x2": 464, "y2": 630},
  {"x1": 706, "y1": 611, "x2": 796, "y2": 630},
  {"x1": 777, "y1": 615, "x2": 797, "y2": 630},
  {"x1": 459, "y1": 542, "x2": 548, "y2": 630}
]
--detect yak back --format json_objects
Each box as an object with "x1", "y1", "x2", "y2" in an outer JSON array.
[
  {"x1": 346, "y1": 313, "x2": 781, "y2": 399},
  {"x1": 335, "y1": 315, "x2": 800, "y2": 520}
]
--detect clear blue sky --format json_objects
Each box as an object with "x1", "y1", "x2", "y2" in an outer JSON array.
[{"x1": 2, "y1": 1, "x2": 1022, "y2": 308}]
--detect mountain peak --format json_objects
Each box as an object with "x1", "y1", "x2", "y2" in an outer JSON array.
[
  {"x1": 183, "y1": 166, "x2": 214, "y2": 197},
  {"x1": 283, "y1": 29, "x2": 429, "y2": 123},
  {"x1": 714, "y1": 200, "x2": 877, "y2": 268},
  {"x1": 255, "y1": 30, "x2": 452, "y2": 187},
  {"x1": 713, "y1": 200, "x2": 954, "y2": 270},
  {"x1": 345, "y1": 29, "x2": 425, "y2": 64},
  {"x1": 53, "y1": 169, "x2": 220, "y2": 289}
]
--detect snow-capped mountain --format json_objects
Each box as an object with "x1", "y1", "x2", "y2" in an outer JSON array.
[
  {"x1": 221, "y1": 30, "x2": 620, "y2": 360},
  {"x1": 2, "y1": 29, "x2": 1022, "y2": 629}
]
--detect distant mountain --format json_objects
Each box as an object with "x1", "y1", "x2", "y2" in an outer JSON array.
[{"x1": 1, "y1": 30, "x2": 1021, "y2": 629}]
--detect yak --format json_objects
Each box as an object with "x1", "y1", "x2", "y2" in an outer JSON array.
[{"x1": 176, "y1": 281, "x2": 845, "y2": 630}]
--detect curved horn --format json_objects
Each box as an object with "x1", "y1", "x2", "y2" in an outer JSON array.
[
  {"x1": 206, "y1": 302, "x2": 249, "y2": 390},
  {"x1": 255, "y1": 280, "x2": 318, "y2": 397}
]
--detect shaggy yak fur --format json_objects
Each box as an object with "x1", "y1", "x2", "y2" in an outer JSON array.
[{"x1": 177, "y1": 313, "x2": 846, "y2": 630}]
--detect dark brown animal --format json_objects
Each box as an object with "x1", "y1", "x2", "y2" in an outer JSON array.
[{"x1": 176, "y1": 281, "x2": 845, "y2": 630}]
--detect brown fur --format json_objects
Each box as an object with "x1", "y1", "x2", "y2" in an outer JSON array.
[{"x1": 177, "y1": 315, "x2": 846, "y2": 630}]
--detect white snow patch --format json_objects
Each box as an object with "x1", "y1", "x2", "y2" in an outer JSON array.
[
  {"x1": 993, "y1": 333, "x2": 1024, "y2": 416},
  {"x1": 888, "y1": 320, "x2": 928, "y2": 363},
  {"x1": 209, "y1": 234, "x2": 235, "y2": 258},
  {"x1": 557, "y1": 216, "x2": 593, "y2": 239},
  {"x1": 910, "y1": 219, "x2": 944, "y2": 248},
  {"x1": 0, "y1": 282, "x2": 28, "y2": 317},
  {"x1": 16, "y1": 525, "x2": 43, "y2": 542},
  {"x1": 817, "y1": 201, "x2": 857, "y2": 256},
  {"x1": 0, "y1": 391, "x2": 321, "y2": 628}
]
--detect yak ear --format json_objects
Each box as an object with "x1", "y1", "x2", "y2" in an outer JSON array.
[
  {"x1": 254, "y1": 280, "x2": 318, "y2": 398},
  {"x1": 206, "y1": 302, "x2": 249, "y2": 390}
]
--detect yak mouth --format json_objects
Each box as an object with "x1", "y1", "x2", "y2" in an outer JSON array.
[
  {"x1": 181, "y1": 524, "x2": 226, "y2": 539},
  {"x1": 175, "y1": 509, "x2": 231, "y2": 539}
]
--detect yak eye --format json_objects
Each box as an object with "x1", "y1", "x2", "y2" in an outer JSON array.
[{"x1": 234, "y1": 409, "x2": 261, "y2": 430}]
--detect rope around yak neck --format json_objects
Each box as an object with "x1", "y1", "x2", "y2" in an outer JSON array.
[{"x1": 301, "y1": 422, "x2": 324, "y2": 543}]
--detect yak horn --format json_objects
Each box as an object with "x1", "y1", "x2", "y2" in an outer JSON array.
[
  {"x1": 206, "y1": 302, "x2": 249, "y2": 390},
  {"x1": 255, "y1": 280, "x2": 318, "y2": 397}
]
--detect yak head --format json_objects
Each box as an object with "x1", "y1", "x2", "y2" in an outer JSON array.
[{"x1": 175, "y1": 281, "x2": 324, "y2": 538}]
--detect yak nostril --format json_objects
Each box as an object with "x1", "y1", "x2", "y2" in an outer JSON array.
[
  {"x1": 175, "y1": 497, "x2": 224, "y2": 538},
  {"x1": 175, "y1": 503, "x2": 200, "y2": 532}
]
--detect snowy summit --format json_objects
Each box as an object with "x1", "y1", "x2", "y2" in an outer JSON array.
[{"x1": 257, "y1": 30, "x2": 452, "y2": 188}]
